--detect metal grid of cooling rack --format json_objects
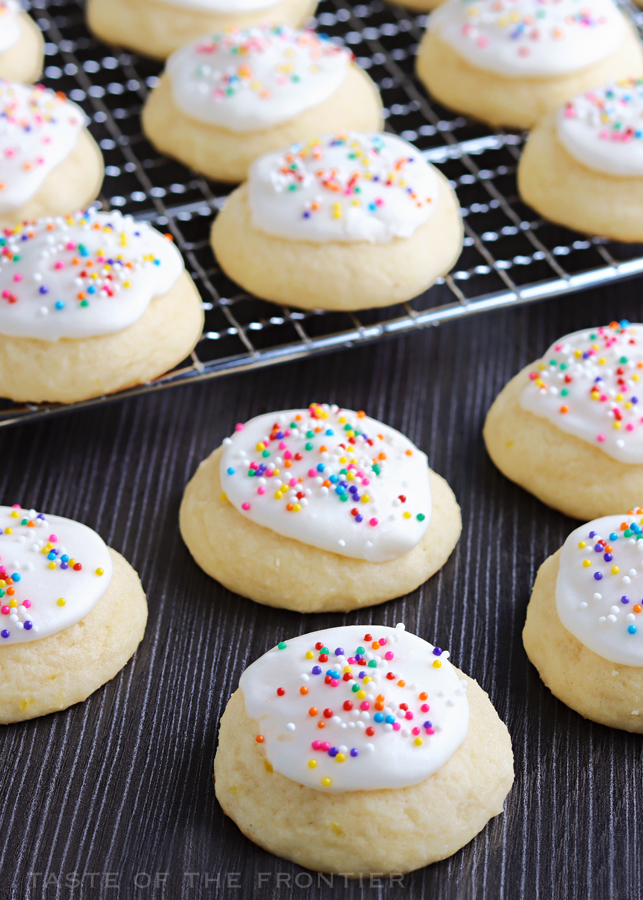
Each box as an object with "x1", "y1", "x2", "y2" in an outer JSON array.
[{"x1": 4, "y1": 0, "x2": 643, "y2": 427}]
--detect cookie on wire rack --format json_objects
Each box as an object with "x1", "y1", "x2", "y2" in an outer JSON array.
[{"x1": 0, "y1": 0, "x2": 43, "y2": 83}]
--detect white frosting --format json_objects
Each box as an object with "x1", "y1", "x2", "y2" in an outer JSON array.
[
  {"x1": 166, "y1": 27, "x2": 351, "y2": 134},
  {"x1": 430, "y1": 0, "x2": 626, "y2": 78},
  {"x1": 0, "y1": 1, "x2": 20, "y2": 53},
  {"x1": 556, "y1": 514, "x2": 643, "y2": 666},
  {"x1": 248, "y1": 133, "x2": 439, "y2": 244},
  {"x1": 0, "y1": 82, "x2": 86, "y2": 215},
  {"x1": 155, "y1": 0, "x2": 277, "y2": 10},
  {"x1": 519, "y1": 321, "x2": 643, "y2": 464},
  {"x1": 240, "y1": 624, "x2": 469, "y2": 792},
  {"x1": 219, "y1": 403, "x2": 432, "y2": 563},
  {"x1": 0, "y1": 209, "x2": 184, "y2": 341},
  {"x1": 557, "y1": 81, "x2": 643, "y2": 177},
  {"x1": 0, "y1": 504, "x2": 113, "y2": 645}
]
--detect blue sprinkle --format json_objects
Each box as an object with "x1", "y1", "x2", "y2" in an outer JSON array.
[
  {"x1": 11, "y1": 573, "x2": 19, "y2": 582},
  {"x1": 385, "y1": 715, "x2": 395, "y2": 725},
  {"x1": 374, "y1": 712, "x2": 384, "y2": 723},
  {"x1": 55, "y1": 301, "x2": 64, "y2": 310},
  {"x1": 227, "y1": 467, "x2": 235, "y2": 475},
  {"x1": 629, "y1": 625, "x2": 637, "y2": 635}
]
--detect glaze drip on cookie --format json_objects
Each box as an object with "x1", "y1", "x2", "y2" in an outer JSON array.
[
  {"x1": 249, "y1": 133, "x2": 439, "y2": 243},
  {"x1": 0, "y1": 1, "x2": 20, "y2": 53},
  {"x1": 519, "y1": 321, "x2": 643, "y2": 464},
  {"x1": 0, "y1": 504, "x2": 113, "y2": 645},
  {"x1": 558, "y1": 80, "x2": 643, "y2": 177},
  {"x1": 0, "y1": 81, "x2": 86, "y2": 215},
  {"x1": 0, "y1": 209, "x2": 184, "y2": 341},
  {"x1": 166, "y1": 27, "x2": 351, "y2": 133},
  {"x1": 220, "y1": 403, "x2": 432, "y2": 562},
  {"x1": 556, "y1": 512, "x2": 643, "y2": 665},
  {"x1": 430, "y1": 0, "x2": 626, "y2": 77},
  {"x1": 240, "y1": 624, "x2": 469, "y2": 791}
]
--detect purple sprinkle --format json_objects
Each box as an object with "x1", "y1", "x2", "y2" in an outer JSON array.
[
  {"x1": 433, "y1": 647, "x2": 442, "y2": 656},
  {"x1": 334, "y1": 647, "x2": 344, "y2": 657},
  {"x1": 312, "y1": 666, "x2": 322, "y2": 675},
  {"x1": 350, "y1": 748, "x2": 358, "y2": 757},
  {"x1": 1, "y1": 630, "x2": 9, "y2": 639},
  {"x1": 24, "y1": 621, "x2": 32, "y2": 630},
  {"x1": 594, "y1": 572, "x2": 603, "y2": 581},
  {"x1": 622, "y1": 596, "x2": 630, "y2": 604}
]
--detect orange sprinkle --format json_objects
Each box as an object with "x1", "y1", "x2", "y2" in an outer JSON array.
[
  {"x1": 308, "y1": 707, "x2": 317, "y2": 716},
  {"x1": 300, "y1": 686, "x2": 308, "y2": 695},
  {"x1": 255, "y1": 735, "x2": 265, "y2": 743}
]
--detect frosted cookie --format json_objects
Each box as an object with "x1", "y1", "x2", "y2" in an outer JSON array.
[
  {"x1": 86, "y1": 0, "x2": 317, "y2": 61},
  {"x1": 484, "y1": 320, "x2": 643, "y2": 520},
  {"x1": 0, "y1": 81, "x2": 104, "y2": 229},
  {"x1": 0, "y1": 503, "x2": 147, "y2": 723},
  {"x1": 0, "y1": 209, "x2": 204, "y2": 403},
  {"x1": 518, "y1": 80, "x2": 643, "y2": 241},
  {"x1": 142, "y1": 27, "x2": 383, "y2": 184},
  {"x1": 215, "y1": 623, "x2": 514, "y2": 874},
  {"x1": 0, "y1": 2, "x2": 43, "y2": 83},
  {"x1": 180, "y1": 403, "x2": 462, "y2": 612},
  {"x1": 416, "y1": 0, "x2": 643, "y2": 130},
  {"x1": 211, "y1": 132, "x2": 463, "y2": 311},
  {"x1": 524, "y1": 513, "x2": 643, "y2": 731}
]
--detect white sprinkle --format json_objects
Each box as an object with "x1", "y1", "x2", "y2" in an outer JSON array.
[
  {"x1": 337, "y1": 539, "x2": 345, "y2": 547},
  {"x1": 580, "y1": 602, "x2": 588, "y2": 609},
  {"x1": 286, "y1": 723, "x2": 296, "y2": 732},
  {"x1": 300, "y1": 673, "x2": 309, "y2": 681},
  {"x1": 622, "y1": 576, "x2": 631, "y2": 584},
  {"x1": 599, "y1": 616, "x2": 606, "y2": 624},
  {"x1": 332, "y1": 716, "x2": 341, "y2": 725},
  {"x1": 222, "y1": 437, "x2": 232, "y2": 445},
  {"x1": 594, "y1": 593, "x2": 602, "y2": 601},
  {"x1": 608, "y1": 615, "x2": 617, "y2": 623},
  {"x1": 396, "y1": 622, "x2": 406, "y2": 631}
]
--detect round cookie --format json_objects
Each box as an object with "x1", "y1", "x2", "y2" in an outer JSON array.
[
  {"x1": 0, "y1": 2, "x2": 43, "y2": 83},
  {"x1": 214, "y1": 624, "x2": 514, "y2": 875},
  {"x1": 142, "y1": 27, "x2": 383, "y2": 184},
  {"x1": 0, "y1": 81, "x2": 104, "y2": 230},
  {"x1": 0, "y1": 503, "x2": 147, "y2": 724},
  {"x1": 416, "y1": 0, "x2": 643, "y2": 130},
  {"x1": 211, "y1": 132, "x2": 463, "y2": 311},
  {"x1": 180, "y1": 403, "x2": 462, "y2": 612},
  {"x1": 0, "y1": 209, "x2": 204, "y2": 404},
  {"x1": 524, "y1": 514, "x2": 643, "y2": 732},
  {"x1": 484, "y1": 320, "x2": 643, "y2": 521},
  {"x1": 518, "y1": 80, "x2": 643, "y2": 241},
  {"x1": 86, "y1": 0, "x2": 317, "y2": 61}
]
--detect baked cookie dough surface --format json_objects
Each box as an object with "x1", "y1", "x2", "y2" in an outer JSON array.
[
  {"x1": 416, "y1": 25, "x2": 643, "y2": 130},
  {"x1": 179, "y1": 445, "x2": 462, "y2": 612},
  {"x1": 0, "y1": 11, "x2": 43, "y2": 83},
  {"x1": 211, "y1": 172, "x2": 462, "y2": 311},
  {"x1": 524, "y1": 549, "x2": 643, "y2": 732},
  {"x1": 0, "y1": 549, "x2": 147, "y2": 724},
  {"x1": 142, "y1": 66, "x2": 383, "y2": 184},
  {"x1": 86, "y1": 0, "x2": 317, "y2": 60},
  {"x1": 214, "y1": 674, "x2": 513, "y2": 874}
]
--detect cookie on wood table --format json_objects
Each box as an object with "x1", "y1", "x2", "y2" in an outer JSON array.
[
  {"x1": 0, "y1": 504, "x2": 147, "y2": 724},
  {"x1": 0, "y1": 1, "x2": 43, "y2": 83},
  {"x1": 180, "y1": 403, "x2": 462, "y2": 612},
  {"x1": 524, "y1": 513, "x2": 643, "y2": 731},
  {"x1": 211, "y1": 132, "x2": 463, "y2": 311},
  {"x1": 142, "y1": 26, "x2": 383, "y2": 184},
  {"x1": 214, "y1": 623, "x2": 514, "y2": 875},
  {"x1": 416, "y1": 0, "x2": 643, "y2": 130},
  {"x1": 0, "y1": 209, "x2": 204, "y2": 403},
  {"x1": 484, "y1": 321, "x2": 643, "y2": 520}
]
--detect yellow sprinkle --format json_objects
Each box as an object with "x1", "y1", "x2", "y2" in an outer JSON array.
[
  {"x1": 599, "y1": 357, "x2": 606, "y2": 364},
  {"x1": 10, "y1": 510, "x2": 19, "y2": 518},
  {"x1": 0, "y1": 581, "x2": 4, "y2": 588},
  {"x1": 220, "y1": 492, "x2": 227, "y2": 502},
  {"x1": 578, "y1": 541, "x2": 586, "y2": 549},
  {"x1": 306, "y1": 651, "x2": 314, "y2": 659},
  {"x1": 343, "y1": 665, "x2": 353, "y2": 673},
  {"x1": 57, "y1": 598, "x2": 66, "y2": 607},
  {"x1": 357, "y1": 689, "x2": 366, "y2": 699},
  {"x1": 363, "y1": 676, "x2": 371, "y2": 684},
  {"x1": 292, "y1": 504, "x2": 301, "y2": 512},
  {"x1": 4, "y1": 528, "x2": 11, "y2": 535},
  {"x1": 346, "y1": 472, "x2": 355, "y2": 481},
  {"x1": 539, "y1": 363, "x2": 547, "y2": 370},
  {"x1": 612, "y1": 566, "x2": 620, "y2": 575},
  {"x1": 69, "y1": 559, "x2": 75, "y2": 566},
  {"x1": 256, "y1": 442, "x2": 265, "y2": 451},
  {"x1": 48, "y1": 562, "x2": 56, "y2": 570},
  {"x1": 321, "y1": 777, "x2": 332, "y2": 787},
  {"x1": 123, "y1": 281, "x2": 131, "y2": 288},
  {"x1": 274, "y1": 490, "x2": 283, "y2": 499},
  {"x1": 45, "y1": 542, "x2": 53, "y2": 550},
  {"x1": 8, "y1": 599, "x2": 16, "y2": 608},
  {"x1": 625, "y1": 402, "x2": 633, "y2": 410},
  {"x1": 614, "y1": 422, "x2": 622, "y2": 430},
  {"x1": 432, "y1": 660, "x2": 441, "y2": 669},
  {"x1": 414, "y1": 737, "x2": 423, "y2": 746},
  {"x1": 403, "y1": 511, "x2": 412, "y2": 519},
  {"x1": 336, "y1": 753, "x2": 346, "y2": 763},
  {"x1": 308, "y1": 759, "x2": 317, "y2": 769},
  {"x1": 574, "y1": 350, "x2": 582, "y2": 358},
  {"x1": 273, "y1": 469, "x2": 280, "y2": 476},
  {"x1": 634, "y1": 374, "x2": 640, "y2": 382},
  {"x1": 339, "y1": 456, "x2": 347, "y2": 463},
  {"x1": 361, "y1": 495, "x2": 370, "y2": 504},
  {"x1": 95, "y1": 568, "x2": 104, "y2": 576},
  {"x1": 616, "y1": 394, "x2": 623, "y2": 402},
  {"x1": 339, "y1": 417, "x2": 346, "y2": 424},
  {"x1": 583, "y1": 560, "x2": 591, "y2": 568}
]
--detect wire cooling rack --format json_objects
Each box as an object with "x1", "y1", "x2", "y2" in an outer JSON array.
[{"x1": 4, "y1": 0, "x2": 643, "y2": 426}]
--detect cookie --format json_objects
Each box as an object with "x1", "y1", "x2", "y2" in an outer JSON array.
[
  {"x1": 180, "y1": 403, "x2": 461, "y2": 612},
  {"x1": 211, "y1": 132, "x2": 463, "y2": 311},
  {"x1": 86, "y1": 0, "x2": 317, "y2": 60},
  {"x1": 416, "y1": 0, "x2": 643, "y2": 130},
  {"x1": 484, "y1": 321, "x2": 643, "y2": 521},
  {"x1": 524, "y1": 513, "x2": 643, "y2": 731},
  {"x1": 0, "y1": 1, "x2": 43, "y2": 83},
  {"x1": 0, "y1": 81, "x2": 104, "y2": 229},
  {"x1": 518, "y1": 80, "x2": 643, "y2": 241},
  {"x1": 142, "y1": 27, "x2": 383, "y2": 184},
  {"x1": 214, "y1": 623, "x2": 514, "y2": 875},
  {"x1": 0, "y1": 504, "x2": 147, "y2": 723},
  {"x1": 0, "y1": 209, "x2": 204, "y2": 403}
]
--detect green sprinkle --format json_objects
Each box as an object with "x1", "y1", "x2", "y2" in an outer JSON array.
[
  {"x1": 367, "y1": 660, "x2": 377, "y2": 668},
  {"x1": 278, "y1": 641, "x2": 287, "y2": 650},
  {"x1": 549, "y1": 359, "x2": 557, "y2": 366},
  {"x1": 417, "y1": 513, "x2": 426, "y2": 521},
  {"x1": 352, "y1": 684, "x2": 360, "y2": 693},
  {"x1": 262, "y1": 450, "x2": 270, "y2": 458},
  {"x1": 620, "y1": 356, "x2": 629, "y2": 364},
  {"x1": 248, "y1": 469, "x2": 255, "y2": 477},
  {"x1": 356, "y1": 646, "x2": 365, "y2": 655},
  {"x1": 561, "y1": 388, "x2": 569, "y2": 397},
  {"x1": 305, "y1": 442, "x2": 313, "y2": 451},
  {"x1": 80, "y1": 299, "x2": 89, "y2": 307},
  {"x1": 306, "y1": 431, "x2": 314, "y2": 438}
]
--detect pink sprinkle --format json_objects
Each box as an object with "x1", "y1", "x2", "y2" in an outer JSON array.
[
  {"x1": 412, "y1": 727, "x2": 421, "y2": 735},
  {"x1": 250, "y1": 462, "x2": 258, "y2": 470},
  {"x1": 241, "y1": 502, "x2": 250, "y2": 511},
  {"x1": 12, "y1": 274, "x2": 21, "y2": 282},
  {"x1": 476, "y1": 35, "x2": 490, "y2": 47},
  {"x1": 54, "y1": 261, "x2": 63, "y2": 270},
  {"x1": 421, "y1": 703, "x2": 430, "y2": 713},
  {"x1": 265, "y1": 469, "x2": 274, "y2": 478},
  {"x1": 257, "y1": 486, "x2": 265, "y2": 495},
  {"x1": 235, "y1": 423, "x2": 245, "y2": 431},
  {"x1": 308, "y1": 469, "x2": 317, "y2": 477},
  {"x1": 379, "y1": 638, "x2": 387, "y2": 646},
  {"x1": 279, "y1": 441, "x2": 287, "y2": 450},
  {"x1": 362, "y1": 478, "x2": 370, "y2": 486},
  {"x1": 331, "y1": 678, "x2": 339, "y2": 686},
  {"x1": 289, "y1": 478, "x2": 297, "y2": 487},
  {"x1": 49, "y1": 534, "x2": 57, "y2": 542},
  {"x1": 529, "y1": 372, "x2": 537, "y2": 380},
  {"x1": 385, "y1": 651, "x2": 394, "y2": 660},
  {"x1": 426, "y1": 726, "x2": 435, "y2": 735},
  {"x1": 392, "y1": 722, "x2": 401, "y2": 732},
  {"x1": 554, "y1": 344, "x2": 563, "y2": 351},
  {"x1": 284, "y1": 450, "x2": 293, "y2": 460},
  {"x1": 65, "y1": 242, "x2": 76, "y2": 250},
  {"x1": 347, "y1": 656, "x2": 356, "y2": 664},
  {"x1": 405, "y1": 711, "x2": 414, "y2": 720},
  {"x1": 23, "y1": 600, "x2": 31, "y2": 609},
  {"x1": 627, "y1": 424, "x2": 635, "y2": 432},
  {"x1": 597, "y1": 434, "x2": 606, "y2": 442},
  {"x1": 284, "y1": 430, "x2": 291, "y2": 436},
  {"x1": 321, "y1": 742, "x2": 330, "y2": 751},
  {"x1": 0, "y1": 607, "x2": 9, "y2": 616},
  {"x1": 360, "y1": 701, "x2": 370, "y2": 711},
  {"x1": 369, "y1": 518, "x2": 378, "y2": 527},
  {"x1": 312, "y1": 740, "x2": 321, "y2": 750}
]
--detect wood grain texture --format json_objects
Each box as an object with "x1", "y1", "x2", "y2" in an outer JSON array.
[{"x1": 1, "y1": 286, "x2": 642, "y2": 899}]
